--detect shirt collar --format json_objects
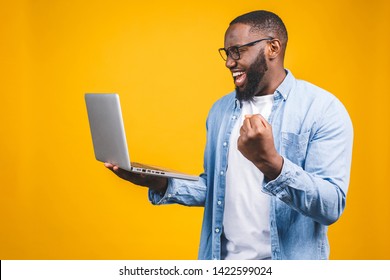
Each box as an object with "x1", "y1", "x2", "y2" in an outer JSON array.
[
  {"x1": 274, "y1": 69, "x2": 295, "y2": 101},
  {"x1": 234, "y1": 68, "x2": 295, "y2": 107}
]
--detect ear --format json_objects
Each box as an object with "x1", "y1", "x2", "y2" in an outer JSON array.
[{"x1": 267, "y1": 39, "x2": 282, "y2": 60}]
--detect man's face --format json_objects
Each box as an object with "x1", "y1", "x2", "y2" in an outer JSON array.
[{"x1": 223, "y1": 23, "x2": 269, "y2": 101}]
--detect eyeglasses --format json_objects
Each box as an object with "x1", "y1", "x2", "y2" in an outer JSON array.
[{"x1": 218, "y1": 37, "x2": 274, "y2": 61}]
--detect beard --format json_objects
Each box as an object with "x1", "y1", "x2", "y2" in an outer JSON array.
[{"x1": 236, "y1": 49, "x2": 268, "y2": 102}]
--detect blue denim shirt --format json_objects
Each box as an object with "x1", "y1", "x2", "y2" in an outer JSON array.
[{"x1": 149, "y1": 70, "x2": 353, "y2": 260}]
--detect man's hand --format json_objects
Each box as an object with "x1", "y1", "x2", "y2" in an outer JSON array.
[
  {"x1": 104, "y1": 163, "x2": 168, "y2": 192},
  {"x1": 237, "y1": 114, "x2": 283, "y2": 180}
]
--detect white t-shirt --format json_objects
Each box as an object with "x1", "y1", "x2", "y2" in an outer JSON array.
[{"x1": 222, "y1": 94, "x2": 274, "y2": 260}]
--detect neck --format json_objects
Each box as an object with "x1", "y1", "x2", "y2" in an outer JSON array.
[{"x1": 256, "y1": 67, "x2": 287, "y2": 96}]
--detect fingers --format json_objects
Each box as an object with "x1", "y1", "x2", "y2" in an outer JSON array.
[
  {"x1": 104, "y1": 162, "x2": 114, "y2": 169},
  {"x1": 104, "y1": 162, "x2": 131, "y2": 179},
  {"x1": 240, "y1": 116, "x2": 251, "y2": 134},
  {"x1": 103, "y1": 162, "x2": 161, "y2": 189},
  {"x1": 245, "y1": 114, "x2": 268, "y2": 128},
  {"x1": 240, "y1": 114, "x2": 268, "y2": 137},
  {"x1": 104, "y1": 162, "x2": 119, "y2": 171}
]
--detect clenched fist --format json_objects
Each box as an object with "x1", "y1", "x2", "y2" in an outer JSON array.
[{"x1": 237, "y1": 114, "x2": 283, "y2": 180}]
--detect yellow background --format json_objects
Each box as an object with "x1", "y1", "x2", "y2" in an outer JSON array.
[{"x1": 1, "y1": 0, "x2": 389, "y2": 260}]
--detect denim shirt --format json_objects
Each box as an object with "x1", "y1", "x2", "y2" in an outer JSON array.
[{"x1": 149, "y1": 70, "x2": 353, "y2": 260}]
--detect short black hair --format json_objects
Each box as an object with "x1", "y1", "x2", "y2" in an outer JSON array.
[{"x1": 230, "y1": 10, "x2": 288, "y2": 48}]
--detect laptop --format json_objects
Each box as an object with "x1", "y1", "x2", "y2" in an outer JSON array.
[{"x1": 85, "y1": 93, "x2": 198, "y2": 181}]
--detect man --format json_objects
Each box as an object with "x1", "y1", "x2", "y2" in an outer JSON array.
[{"x1": 105, "y1": 10, "x2": 353, "y2": 260}]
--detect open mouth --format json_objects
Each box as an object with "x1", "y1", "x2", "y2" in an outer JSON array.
[{"x1": 233, "y1": 71, "x2": 247, "y2": 87}]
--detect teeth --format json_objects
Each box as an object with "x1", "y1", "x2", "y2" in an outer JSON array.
[{"x1": 233, "y1": 72, "x2": 245, "y2": 77}]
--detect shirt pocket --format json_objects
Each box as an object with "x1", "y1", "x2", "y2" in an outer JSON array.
[{"x1": 281, "y1": 131, "x2": 310, "y2": 167}]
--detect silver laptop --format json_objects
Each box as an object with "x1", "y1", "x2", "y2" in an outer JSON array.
[{"x1": 85, "y1": 93, "x2": 198, "y2": 181}]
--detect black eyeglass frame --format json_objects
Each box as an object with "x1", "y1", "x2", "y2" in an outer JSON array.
[{"x1": 218, "y1": 37, "x2": 274, "y2": 61}]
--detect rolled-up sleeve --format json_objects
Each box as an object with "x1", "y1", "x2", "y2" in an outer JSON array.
[{"x1": 148, "y1": 174, "x2": 207, "y2": 206}]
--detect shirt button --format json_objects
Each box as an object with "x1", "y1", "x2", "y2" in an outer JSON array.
[
  {"x1": 232, "y1": 115, "x2": 237, "y2": 120},
  {"x1": 220, "y1": 171, "x2": 224, "y2": 176},
  {"x1": 167, "y1": 194, "x2": 172, "y2": 198},
  {"x1": 217, "y1": 200, "x2": 222, "y2": 206},
  {"x1": 223, "y1": 142, "x2": 227, "y2": 147},
  {"x1": 215, "y1": 228, "x2": 220, "y2": 233}
]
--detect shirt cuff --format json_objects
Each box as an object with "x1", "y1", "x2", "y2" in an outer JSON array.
[
  {"x1": 148, "y1": 178, "x2": 176, "y2": 205},
  {"x1": 262, "y1": 157, "x2": 296, "y2": 199}
]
